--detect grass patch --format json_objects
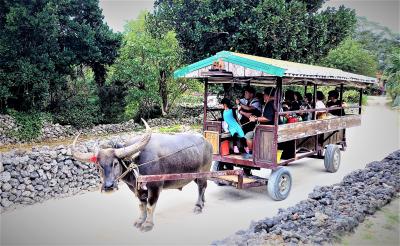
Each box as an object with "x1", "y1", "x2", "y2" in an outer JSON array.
[
  {"x1": 365, "y1": 220, "x2": 374, "y2": 229},
  {"x1": 341, "y1": 238, "x2": 350, "y2": 246},
  {"x1": 361, "y1": 232, "x2": 374, "y2": 240},
  {"x1": 191, "y1": 124, "x2": 203, "y2": 131},
  {"x1": 383, "y1": 209, "x2": 399, "y2": 225},
  {"x1": 158, "y1": 124, "x2": 182, "y2": 133},
  {"x1": 383, "y1": 224, "x2": 394, "y2": 230}
]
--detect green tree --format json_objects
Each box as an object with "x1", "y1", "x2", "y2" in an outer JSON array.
[
  {"x1": 320, "y1": 39, "x2": 378, "y2": 77},
  {"x1": 0, "y1": 1, "x2": 61, "y2": 111},
  {"x1": 0, "y1": 0, "x2": 121, "y2": 115},
  {"x1": 110, "y1": 12, "x2": 195, "y2": 118},
  {"x1": 383, "y1": 48, "x2": 400, "y2": 105},
  {"x1": 150, "y1": 0, "x2": 356, "y2": 63}
]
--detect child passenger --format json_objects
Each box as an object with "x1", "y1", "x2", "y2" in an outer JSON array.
[{"x1": 220, "y1": 98, "x2": 245, "y2": 154}]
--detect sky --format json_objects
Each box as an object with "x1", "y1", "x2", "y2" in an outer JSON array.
[
  {"x1": 99, "y1": 0, "x2": 399, "y2": 33},
  {"x1": 99, "y1": 0, "x2": 153, "y2": 32}
]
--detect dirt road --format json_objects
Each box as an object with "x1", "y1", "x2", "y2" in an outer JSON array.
[{"x1": 1, "y1": 97, "x2": 399, "y2": 245}]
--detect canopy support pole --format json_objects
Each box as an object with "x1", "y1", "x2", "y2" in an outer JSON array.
[{"x1": 203, "y1": 78, "x2": 208, "y2": 131}]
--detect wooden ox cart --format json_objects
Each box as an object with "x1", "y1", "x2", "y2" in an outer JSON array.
[{"x1": 167, "y1": 51, "x2": 377, "y2": 200}]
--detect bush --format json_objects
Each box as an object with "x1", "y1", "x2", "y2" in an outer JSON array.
[
  {"x1": 176, "y1": 92, "x2": 204, "y2": 105},
  {"x1": 52, "y1": 94, "x2": 101, "y2": 129},
  {"x1": 124, "y1": 87, "x2": 162, "y2": 120},
  {"x1": 365, "y1": 84, "x2": 383, "y2": 96},
  {"x1": 343, "y1": 89, "x2": 368, "y2": 105},
  {"x1": 8, "y1": 110, "x2": 45, "y2": 141},
  {"x1": 343, "y1": 90, "x2": 360, "y2": 104},
  {"x1": 99, "y1": 83, "x2": 127, "y2": 124}
]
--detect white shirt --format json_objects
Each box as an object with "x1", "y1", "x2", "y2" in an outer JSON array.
[{"x1": 316, "y1": 100, "x2": 326, "y2": 109}]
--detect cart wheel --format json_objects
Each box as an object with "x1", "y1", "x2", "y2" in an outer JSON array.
[
  {"x1": 211, "y1": 161, "x2": 233, "y2": 186},
  {"x1": 267, "y1": 167, "x2": 292, "y2": 201},
  {"x1": 324, "y1": 144, "x2": 341, "y2": 173}
]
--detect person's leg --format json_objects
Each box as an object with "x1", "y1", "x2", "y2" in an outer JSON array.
[
  {"x1": 244, "y1": 131, "x2": 254, "y2": 153},
  {"x1": 232, "y1": 133, "x2": 240, "y2": 154}
]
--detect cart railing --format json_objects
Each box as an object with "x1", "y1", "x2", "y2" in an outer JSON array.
[{"x1": 277, "y1": 105, "x2": 361, "y2": 116}]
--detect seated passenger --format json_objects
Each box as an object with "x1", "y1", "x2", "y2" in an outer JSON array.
[
  {"x1": 242, "y1": 87, "x2": 276, "y2": 158},
  {"x1": 300, "y1": 92, "x2": 313, "y2": 121},
  {"x1": 220, "y1": 98, "x2": 245, "y2": 154},
  {"x1": 281, "y1": 90, "x2": 292, "y2": 122},
  {"x1": 316, "y1": 91, "x2": 326, "y2": 119},
  {"x1": 236, "y1": 86, "x2": 262, "y2": 134},
  {"x1": 326, "y1": 90, "x2": 345, "y2": 116},
  {"x1": 292, "y1": 91, "x2": 302, "y2": 111},
  {"x1": 282, "y1": 90, "x2": 295, "y2": 111}
]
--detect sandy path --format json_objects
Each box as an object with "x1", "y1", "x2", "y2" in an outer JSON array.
[{"x1": 1, "y1": 97, "x2": 399, "y2": 245}]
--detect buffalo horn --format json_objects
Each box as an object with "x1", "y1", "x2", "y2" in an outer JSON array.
[
  {"x1": 115, "y1": 118, "x2": 152, "y2": 159},
  {"x1": 71, "y1": 133, "x2": 96, "y2": 163}
]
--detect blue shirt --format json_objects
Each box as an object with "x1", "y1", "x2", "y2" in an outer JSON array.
[{"x1": 223, "y1": 109, "x2": 245, "y2": 138}]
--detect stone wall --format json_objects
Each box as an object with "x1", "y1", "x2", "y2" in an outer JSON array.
[
  {"x1": 0, "y1": 115, "x2": 18, "y2": 145},
  {"x1": 0, "y1": 142, "x2": 102, "y2": 213},
  {"x1": 0, "y1": 106, "x2": 203, "y2": 146},
  {"x1": 213, "y1": 150, "x2": 400, "y2": 245}
]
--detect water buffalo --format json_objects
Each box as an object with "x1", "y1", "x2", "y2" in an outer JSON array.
[{"x1": 71, "y1": 119, "x2": 213, "y2": 231}]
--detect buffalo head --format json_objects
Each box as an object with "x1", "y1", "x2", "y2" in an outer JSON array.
[{"x1": 71, "y1": 119, "x2": 152, "y2": 192}]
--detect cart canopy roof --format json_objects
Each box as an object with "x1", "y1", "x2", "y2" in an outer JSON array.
[{"x1": 174, "y1": 51, "x2": 377, "y2": 87}]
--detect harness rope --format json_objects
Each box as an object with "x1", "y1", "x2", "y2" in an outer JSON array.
[{"x1": 114, "y1": 141, "x2": 206, "y2": 184}]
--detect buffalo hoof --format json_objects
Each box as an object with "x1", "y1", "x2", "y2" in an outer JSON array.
[
  {"x1": 134, "y1": 219, "x2": 145, "y2": 228},
  {"x1": 193, "y1": 205, "x2": 203, "y2": 214},
  {"x1": 140, "y1": 221, "x2": 154, "y2": 232}
]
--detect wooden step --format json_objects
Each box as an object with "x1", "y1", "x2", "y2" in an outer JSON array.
[{"x1": 218, "y1": 175, "x2": 256, "y2": 184}]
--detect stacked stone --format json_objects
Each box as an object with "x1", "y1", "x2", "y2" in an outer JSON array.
[
  {"x1": 0, "y1": 115, "x2": 18, "y2": 145},
  {"x1": 147, "y1": 117, "x2": 202, "y2": 127},
  {"x1": 0, "y1": 143, "x2": 101, "y2": 213},
  {"x1": 80, "y1": 119, "x2": 137, "y2": 136},
  {"x1": 41, "y1": 122, "x2": 76, "y2": 140},
  {"x1": 0, "y1": 105, "x2": 205, "y2": 146},
  {"x1": 169, "y1": 105, "x2": 203, "y2": 118},
  {"x1": 213, "y1": 150, "x2": 400, "y2": 245}
]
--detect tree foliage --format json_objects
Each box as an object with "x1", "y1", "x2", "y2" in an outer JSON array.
[
  {"x1": 320, "y1": 38, "x2": 378, "y2": 77},
  {"x1": 150, "y1": 0, "x2": 356, "y2": 63},
  {"x1": 383, "y1": 48, "x2": 400, "y2": 103},
  {"x1": 0, "y1": 0, "x2": 121, "y2": 114},
  {"x1": 109, "y1": 12, "x2": 197, "y2": 119}
]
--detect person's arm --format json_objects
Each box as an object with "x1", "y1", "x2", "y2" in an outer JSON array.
[
  {"x1": 239, "y1": 104, "x2": 255, "y2": 111},
  {"x1": 250, "y1": 115, "x2": 272, "y2": 124},
  {"x1": 239, "y1": 110, "x2": 252, "y2": 119},
  {"x1": 239, "y1": 99, "x2": 260, "y2": 111}
]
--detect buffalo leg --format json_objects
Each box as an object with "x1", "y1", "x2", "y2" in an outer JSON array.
[
  {"x1": 140, "y1": 187, "x2": 161, "y2": 232},
  {"x1": 134, "y1": 200, "x2": 147, "y2": 228},
  {"x1": 193, "y1": 178, "x2": 207, "y2": 214},
  {"x1": 134, "y1": 190, "x2": 148, "y2": 228}
]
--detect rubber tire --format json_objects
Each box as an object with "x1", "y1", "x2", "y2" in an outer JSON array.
[
  {"x1": 324, "y1": 144, "x2": 341, "y2": 173},
  {"x1": 267, "y1": 167, "x2": 292, "y2": 201},
  {"x1": 211, "y1": 161, "x2": 233, "y2": 186}
]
